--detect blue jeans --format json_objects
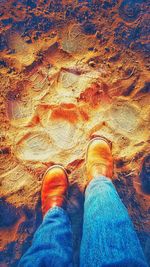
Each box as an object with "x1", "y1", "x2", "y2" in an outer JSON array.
[{"x1": 19, "y1": 176, "x2": 148, "y2": 267}]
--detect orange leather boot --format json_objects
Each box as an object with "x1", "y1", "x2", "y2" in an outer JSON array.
[
  {"x1": 86, "y1": 137, "x2": 113, "y2": 185},
  {"x1": 41, "y1": 165, "x2": 69, "y2": 217}
]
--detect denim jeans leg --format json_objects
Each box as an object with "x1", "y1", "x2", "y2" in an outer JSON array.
[
  {"x1": 80, "y1": 176, "x2": 148, "y2": 267},
  {"x1": 18, "y1": 207, "x2": 73, "y2": 267}
]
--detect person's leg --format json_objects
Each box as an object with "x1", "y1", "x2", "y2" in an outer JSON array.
[
  {"x1": 80, "y1": 137, "x2": 148, "y2": 267},
  {"x1": 19, "y1": 165, "x2": 73, "y2": 267},
  {"x1": 19, "y1": 207, "x2": 73, "y2": 267},
  {"x1": 80, "y1": 176, "x2": 148, "y2": 267}
]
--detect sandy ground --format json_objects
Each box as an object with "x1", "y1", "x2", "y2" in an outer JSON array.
[{"x1": 0, "y1": 1, "x2": 150, "y2": 266}]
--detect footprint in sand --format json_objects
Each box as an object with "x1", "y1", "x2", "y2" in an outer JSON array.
[
  {"x1": 46, "y1": 119, "x2": 81, "y2": 150},
  {"x1": 56, "y1": 68, "x2": 97, "y2": 101},
  {"x1": 15, "y1": 131, "x2": 59, "y2": 162},
  {"x1": 29, "y1": 69, "x2": 50, "y2": 100},
  {"x1": 6, "y1": 98, "x2": 35, "y2": 127},
  {"x1": 107, "y1": 101, "x2": 140, "y2": 133},
  {"x1": 39, "y1": 104, "x2": 84, "y2": 150},
  {"x1": 0, "y1": 165, "x2": 34, "y2": 197},
  {"x1": 61, "y1": 24, "x2": 95, "y2": 54}
]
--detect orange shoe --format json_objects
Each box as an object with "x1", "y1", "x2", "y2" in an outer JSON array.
[
  {"x1": 41, "y1": 165, "x2": 69, "y2": 217},
  {"x1": 86, "y1": 137, "x2": 113, "y2": 185}
]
